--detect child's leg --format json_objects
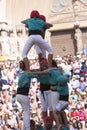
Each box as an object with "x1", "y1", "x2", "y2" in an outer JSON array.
[
  {"x1": 48, "y1": 54, "x2": 53, "y2": 68},
  {"x1": 34, "y1": 35, "x2": 53, "y2": 67},
  {"x1": 49, "y1": 111, "x2": 54, "y2": 126},
  {"x1": 34, "y1": 45, "x2": 46, "y2": 60},
  {"x1": 38, "y1": 53, "x2": 42, "y2": 62},
  {"x1": 41, "y1": 104, "x2": 53, "y2": 128},
  {"x1": 51, "y1": 92, "x2": 63, "y2": 129},
  {"x1": 23, "y1": 57, "x2": 30, "y2": 72},
  {"x1": 53, "y1": 111, "x2": 63, "y2": 130},
  {"x1": 42, "y1": 111, "x2": 48, "y2": 122},
  {"x1": 22, "y1": 37, "x2": 34, "y2": 72},
  {"x1": 61, "y1": 110, "x2": 69, "y2": 128},
  {"x1": 44, "y1": 116, "x2": 53, "y2": 130}
]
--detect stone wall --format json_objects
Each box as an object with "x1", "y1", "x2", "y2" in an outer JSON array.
[
  {"x1": 0, "y1": 22, "x2": 28, "y2": 58},
  {"x1": 51, "y1": 29, "x2": 76, "y2": 57}
]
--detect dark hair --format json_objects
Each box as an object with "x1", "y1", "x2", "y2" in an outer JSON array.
[
  {"x1": 30, "y1": 119, "x2": 35, "y2": 126},
  {"x1": 19, "y1": 60, "x2": 26, "y2": 71},
  {"x1": 52, "y1": 60, "x2": 57, "y2": 67}
]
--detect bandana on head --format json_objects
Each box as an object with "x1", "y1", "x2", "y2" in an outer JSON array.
[
  {"x1": 40, "y1": 58, "x2": 48, "y2": 65},
  {"x1": 44, "y1": 116, "x2": 53, "y2": 122},
  {"x1": 30, "y1": 10, "x2": 40, "y2": 18}
]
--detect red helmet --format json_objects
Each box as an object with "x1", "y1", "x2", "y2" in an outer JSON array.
[
  {"x1": 40, "y1": 58, "x2": 48, "y2": 65},
  {"x1": 44, "y1": 116, "x2": 53, "y2": 122},
  {"x1": 30, "y1": 10, "x2": 40, "y2": 18},
  {"x1": 39, "y1": 15, "x2": 46, "y2": 22}
]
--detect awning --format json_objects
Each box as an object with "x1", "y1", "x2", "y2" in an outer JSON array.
[{"x1": 0, "y1": 56, "x2": 16, "y2": 61}]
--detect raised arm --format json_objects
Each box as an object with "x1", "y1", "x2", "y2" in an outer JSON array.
[{"x1": 29, "y1": 70, "x2": 47, "y2": 75}]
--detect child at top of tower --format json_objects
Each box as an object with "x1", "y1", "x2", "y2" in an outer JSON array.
[{"x1": 21, "y1": 10, "x2": 53, "y2": 71}]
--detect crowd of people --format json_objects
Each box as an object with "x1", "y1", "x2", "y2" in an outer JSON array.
[{"x1": 0, "y1": 53, "x2": 87, "y2": 130}]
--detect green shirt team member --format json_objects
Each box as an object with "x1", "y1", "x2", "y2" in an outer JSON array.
[{"x1": 16, "y1": 60, "x2": 36, "y2": 130}]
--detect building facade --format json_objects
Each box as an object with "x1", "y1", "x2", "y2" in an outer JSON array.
[
  {"x1": 0, "y1": 0, "x2": 87, "y2": 59},
  {"x1": 49, "y1": 0, "x2": 87, "y2": 57}
]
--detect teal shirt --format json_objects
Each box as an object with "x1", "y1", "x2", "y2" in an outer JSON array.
[
  {"x1": 53, "y1": 85, "x2": 69, "y2": 96},
  {"x1": 22, "y1": 18, "x2": 45, "y2": 31},
  {"x1": 18, "y1": 71, "x2": 37, "y2": 88},
  {"x1": 37, "y1": 125, "x2": 52, "y2": 130},
  {"x1": 38, "y1": 126, "x2": 44, "y2": 130},
  {"x1": 43, "y1": 23, "x2": 53, "y2": 32},
  {"x1": 38, "y1": 73, "x2": 50, "y2": 85},
  {"x1": 53, "y1": 75, "x2": 69, "y2": 96},
  {"x1": 47, "y1": 68, "x2": 62, "y2": 85}
]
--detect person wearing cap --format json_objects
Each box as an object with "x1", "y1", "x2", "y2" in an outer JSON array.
[
  {"x1": 45, "y1": 60, "x2": 63, "y2": 130},
  {"x1": 34, "y1": 59, "x2": 63, "y2": 129},
  {"x1": 34, "y1": 14, "x2": 53, "y2": 66},
  {"x1": 38, "y1": 14, "x2": 53, "y2": 38},
  {"x1": 21, "y1": 10, "x2": 53, "y2": 71},
  {"x1": 44, "y1": 116, "x2": 53, "y2": 130},
  {"x1": 30, "y1": 119, "x2": 44, "y2": 130},
  {"x1": 31, "y1": 58, "x2": 59, "y2": 128},
  {"x1": 36, "y1": 58, "x2": 53, "y2": 126}
]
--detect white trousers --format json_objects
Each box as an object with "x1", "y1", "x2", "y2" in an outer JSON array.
[
  {"x1": 51, "y1": 91, "x2": 60, "y2": 111},
  {"x1": 40, "y1": 90, "x2": 53, "y2": 112},
  {"x1": 34, "y1": 45, "x2": 46, "y2": 58},
  {"x1": 56, "y1": 101, "x2": 68, "y2": 111},
  {"x1": 16, "y1": 94, "x2": 30, "y2": 130},
  {"x1": 22, "y1": 35, "x2": 53, "y2": 58},
  {"x1": 51, "y1": 92, "x2": 68, "y2": 111}
]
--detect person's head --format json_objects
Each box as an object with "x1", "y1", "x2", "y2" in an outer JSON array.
[
  {"x1": 39, "y1": 58, "x2": 48, "y2": 71},
  {"x1": 30, "y1": 10, "x2": 40, "y2": 18},
  {"x1": 78, "y1": 122, "x2": 82, "y2": 129},
  {"x1": 72, "y1": 75, "x2": 76, "y2": 81},
  {"x1": 39, "y1": 14, "x2": 46, "y2": 22},
  {"x1": 19, "y1": 60, "x2": 26, "y2": 71},
  {"x1": 80, "y1": 76, "x2": 85, "y2": 82},
  {"x1": 31, "y1": 97, "x2": 35, "y2": 102},
  {"x1": 44, "y1": 116, "x2": 53, "y2": 130},
  {"x1": 52, "y1": 59, "x2": 57, "y2": 67},
  {"x1": 30, "y1": 119, "x2": 35, "y2": 130}
]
